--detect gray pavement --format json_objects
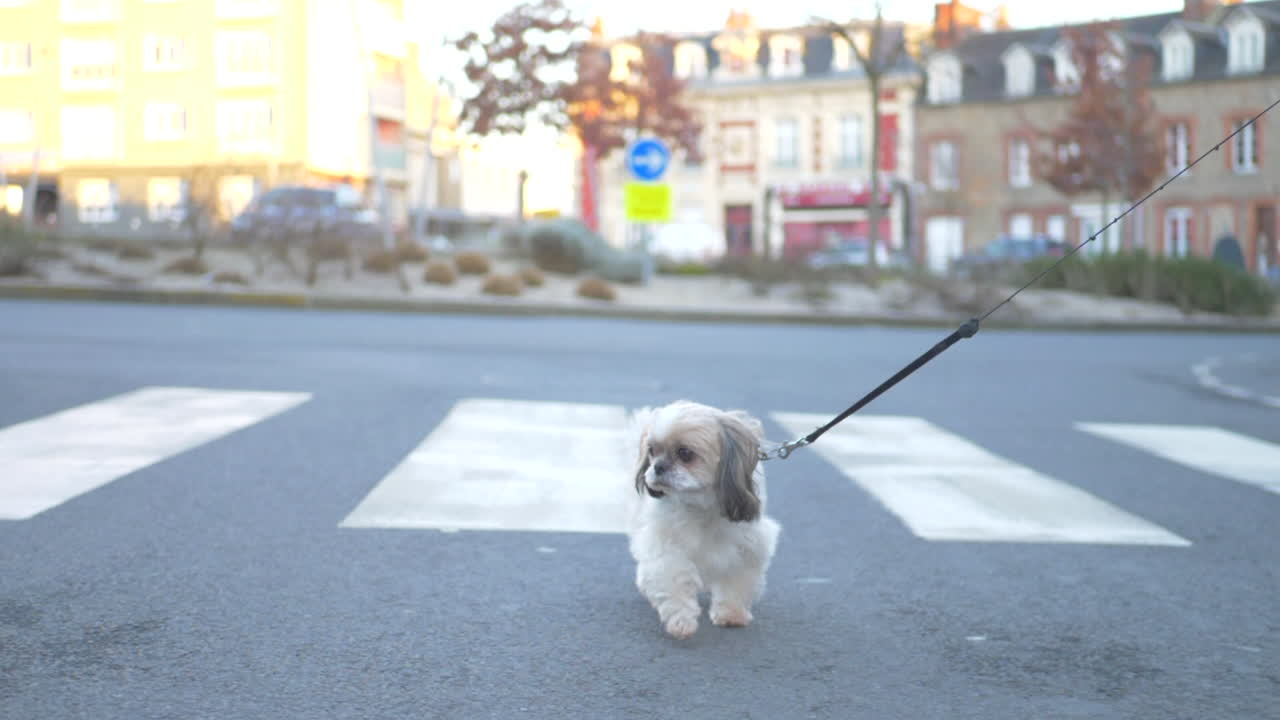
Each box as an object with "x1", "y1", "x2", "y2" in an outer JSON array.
[{"x1": 1, "y1": 299, "x2": 1277, "y2": 719}]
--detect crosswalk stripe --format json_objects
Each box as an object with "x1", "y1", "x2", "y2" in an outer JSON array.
[
  {"x1": 0, "y1": 386, "x2": 311, "y2": 520},
  {"x1": 340, "y1": 399, "x2": 632, "y2": 533},
  {"x1": 1077, "y1": 423, "x2": 1280, "y2": 495},
  {"x1": 771, "y1": 413, "x2": 1190, "y2": 546}
]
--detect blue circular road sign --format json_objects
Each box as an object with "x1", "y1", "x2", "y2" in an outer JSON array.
[{"x1": 626, "y1": 138, "x2": 671, "y2": 181}]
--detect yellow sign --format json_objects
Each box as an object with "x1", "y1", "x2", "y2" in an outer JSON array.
[{"x1": 624, "y1": 182, "x2": 672, "y2": 223}]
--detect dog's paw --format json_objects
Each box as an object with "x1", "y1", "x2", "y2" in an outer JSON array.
[
  {"x1": 710, "y1": 605, "x2": 753, "y2": 628},
  {"x1": 664, "y1": 614, "x2": 699, "y2": 639}
]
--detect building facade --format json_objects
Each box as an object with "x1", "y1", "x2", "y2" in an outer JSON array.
[
  {"x1": 593, "y1": 12, "x2": 925, "y2": 262},
  {"x1": 0, "y1": 0, "x2": 445, "y2": 238},
  {"x1": 916, "y1": 0, "x2": 1280, "y2": 274}
]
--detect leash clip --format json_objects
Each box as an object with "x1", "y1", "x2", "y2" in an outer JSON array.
[{"x1": 759, "y1": 437, "x2": 810, "y2": 462}]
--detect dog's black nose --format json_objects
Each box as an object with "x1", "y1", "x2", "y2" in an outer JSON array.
[{"x1": 654, "y1": 460, "x2": 671, "y2": 476}]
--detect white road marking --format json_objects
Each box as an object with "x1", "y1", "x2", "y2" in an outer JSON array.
[
  {"x1": 1191, "y1": 355, "x2": 1280, "y2": 409},
  {"x1": 772, "y1": 413, "x2": 1189, "y2": 546},
  {"x1": 1078, "y1": 423, "x2": 1280, "y2": 495},
  {"x1": 341, "y1": 399, "x2": 632, "y2": 533},
  {"x1": 0, "y1": 386, "x2": 311, "y2": 520}
]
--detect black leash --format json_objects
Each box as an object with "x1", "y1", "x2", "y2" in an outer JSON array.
[{"x1": 760, "y1": 95, "x2": 1280, "y2": 462}]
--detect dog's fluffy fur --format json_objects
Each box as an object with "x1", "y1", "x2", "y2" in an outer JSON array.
[{"x1": 627, "y1": 401, "x2": 781, "y2": 639}]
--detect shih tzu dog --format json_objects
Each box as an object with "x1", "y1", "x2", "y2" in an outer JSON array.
[{"x1": 627, "y1": 401, "x2": 781, "y2": 639}]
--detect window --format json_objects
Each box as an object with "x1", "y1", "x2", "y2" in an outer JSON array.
[
  {"x1": 215, "y1": 31, "x2": 274, "y2": 86},
  {"x1": 217, "y1": 100, "x2": 274, "y2": 153},
  {"x1": 609, "y1": 43, "x2": 641, "y2": 82},
  {"x1": 1166, "y1": 122, "x2": 1189, "y2": 173},
  {"x1": 774, "y1": 117, "x2": 798, "y2": 168},
  {"x1": 1008, "y1": 213, "x2": 1033, "y2": 239},
  {"x1": 1052, "y1": 40, "x2": 1079, "y2": 90},
  {"x1": 143, "y1": 35, "x2": 187, "y2": 72},
  {"x1": 61, "y1": 0, "x2": 118, "y2": 22},
  {"x1": 674, "y1": 41, "x2": 706, "y2": 79},
  {"x1": 0, "y1": 42, "x2": 32, "y2": 75},
  {"x1": 61, "y1": 38, "x2": 118, "y2": 91},
  {"x1": 1002, "y1": 45, "x2": 1034, "y2": 97},
  {"x1": 768, "y1": 34, "x2": 804, "y2": 78},
  {"x1": 925, "y1": 216, "x2": 965, "y2": 274},
  {"x1": 0, "y1": 109, "x2": 33, "y2": 144},
  {"x1": 147, "y1": 177, "x2": 186, "y2": 222},
  {"x1": 831, "y1": 33, "x2": 853, "y2": 71},
  {"x1": 61, "y1": 105, "x2": 117, "y2": 160},
  {"x1": 76, "y1": 178, "x2": 117, "y2": 224},
  {"x1": 1008, "y1": 138, "x2": 1031, "y2": 188},
  {"x1": 837, "y1": 114, "x2": 862, "y2": 169},
  {"x1": 218, "y1": 175, "x2": 256, "y2": 219},
  {"x1": 927, "y1": 54, "x2": 961, "y2": 103},
  {"x1": 1232, "y1": 119, "x2": 1258, "y2": 173},
  {"x1": 929, "y1": 141, "x2": 957, "y2": 190},
  {"x1": 144, "y1": 103, "x2": 187, "y2": 141},
  {"x1": 1227, "y1": 15, "x2": 1265, "y2": 75},
  {"x1": 1161, "y1": 32, "x2": 1193, "y2": 82},
  {"x1": 1046, "y1": 214, "x2": 1066, "y2": 242},
  {"x1": 1164, "y1": 207, "x2": 1192, "y2": 257}
]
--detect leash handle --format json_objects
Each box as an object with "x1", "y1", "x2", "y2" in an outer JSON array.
[{"x1": 801, "y1": 317, "x2": 979, "y2": 447}]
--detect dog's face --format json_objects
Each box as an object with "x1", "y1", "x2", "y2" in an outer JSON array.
[{"x1": 634, "y1": 402, "x2": 763, "y2": 522}]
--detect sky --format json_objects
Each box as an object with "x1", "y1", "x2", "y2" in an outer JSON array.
[{"x1": 416, "y1": 0, "x2": 1188, "y2": 44}]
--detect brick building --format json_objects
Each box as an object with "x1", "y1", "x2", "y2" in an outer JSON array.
[{"x1": 916, "y1": 0, "x2": 1280, "y2": 275}]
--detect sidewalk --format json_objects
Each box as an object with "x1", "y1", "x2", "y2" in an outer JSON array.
[{"x1": 2, "y1": 244, "x2": 1277, "y2": 332}]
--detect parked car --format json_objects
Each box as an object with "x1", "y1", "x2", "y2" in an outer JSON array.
[
  {"x1": 950, "y1": 234, "x2": 1066, "y2": 277},
  {"x1": 230, "y1": 185, "x2": 380, "y2": 250},
  {"x1": 805, "y1": 238, "x2": 894, "y2": 270}
]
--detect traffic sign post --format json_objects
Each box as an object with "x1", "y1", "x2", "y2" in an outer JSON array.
[
  {"x1": 626, "y1": 138, "x2": 670, "y2": 182},
  {"x1": 624, "y1": 138, "x2": 672, "y2": 284}
]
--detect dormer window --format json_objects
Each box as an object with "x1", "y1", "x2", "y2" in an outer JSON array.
[
  {"x1": 926, "y1": 53, "x2": 961, "y2": 104},
  {"x1": 1161, "y1": 30, "x2": 1194, "y2": 82},
  {"x1": 1051, "y1": 39, "x2": 1079, "y2": 91},
  {"x1": 768, "y1": 34, "x2": 804, "y2": 77},
  {"x1": 1001, "y1": 44, "x2": 1035, "y2": 97},
  {"x1": 1226, "y1": 13, "x2": 1265, "y2": 75},
  {"x1": 609, "y1": 43, "x2": 641, "y2": 82},
  {"x1": 831, "y1": 33, "x2": 853, "y2": 71},
  {"x1": 674, "y1": 41, "x2": 707, "y2": 79}
]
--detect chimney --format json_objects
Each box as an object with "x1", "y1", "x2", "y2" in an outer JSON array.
[
  {"x1": 933, "y1": 1, "x2": 986, "y2": 50},
  {"x1": 1183, "y1": 0, "x2": 1238, "y2": 22}
]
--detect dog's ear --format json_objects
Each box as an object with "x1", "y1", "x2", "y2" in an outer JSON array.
[
  {"x1": 715, "y1": 412, "x2": 761, "y2": 522},
  {"x1": 633, "y1": 417, "x2": 660, "y2": 497}
]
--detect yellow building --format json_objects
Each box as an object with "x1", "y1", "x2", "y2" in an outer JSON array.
[{"x1": 0, "y1": 0, "x2": 439, "y2": 237}]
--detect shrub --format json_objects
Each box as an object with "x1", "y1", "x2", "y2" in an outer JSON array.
[
  {"x1": 659, "y1": 261, "x2": 713, "y2": 276},
  {"x1": 423, "y1": 261, "x2": 458, "y2": 285},
  {"x1": 116, "y1": 242, "x2": 155, "y2": 261},
  {"x1": 395, "y1": 242, "x2": 428, "y2": 263},
  {"x1": 163, "y1": 256, "x2": 209, "y2": 275},
  {"x1": 519, "y1": 266, "x2": 546, "y2": 287},
  {"x1": 482, "y1": 273, "x2": 523, "y2": 296},
  {"x1": 454, "y1": 251, "x2": 491, "y2": 275},
  {"x1": 577, "y1": 276, "x2": 617, "y2": 301},
  {"x1": 362, "y1": 249, "x2": 398, "y2": 274},
  {"x1": 71, "y1": 261, "x2": 111, "y2": 277},
  {"x1": 212, "y1": 271, "x2": 248, "y2": 285},
  {"x1": 86, "y1": 236, "x2": 119, "y2": 252},
  {"x1": 1020, "y1": 252, "x2": 1275, "y2": 316}
]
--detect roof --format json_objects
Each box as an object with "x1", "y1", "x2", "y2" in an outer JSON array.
[{"x1": 924, "y1": 0, "x2": 1280, "y2": 105}]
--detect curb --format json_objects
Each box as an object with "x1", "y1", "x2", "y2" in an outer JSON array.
[{"x1": 2, "y1": 281, "x2": 1278, "y2": 333}]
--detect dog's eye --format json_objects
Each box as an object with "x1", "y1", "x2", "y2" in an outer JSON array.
[{"x1": 676, "y1": 447, "x2": 695, "y2": 463}]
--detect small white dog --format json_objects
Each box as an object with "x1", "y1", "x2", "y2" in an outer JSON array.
[{"x1": 627, "y1": 401, "x2": 781, "y2": 639}]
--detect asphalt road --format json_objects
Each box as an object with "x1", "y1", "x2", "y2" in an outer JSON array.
[{"x1": 1, "y1": 299, "x2": 1277, "y2": 719}]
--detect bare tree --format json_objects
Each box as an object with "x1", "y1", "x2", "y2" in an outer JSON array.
[
  {"x1": 1034, "y1": 23, "x2": 1163, "y2": 252},
  {"x1": 824, "y1": 4, "x2": 907, "y2": 270}
]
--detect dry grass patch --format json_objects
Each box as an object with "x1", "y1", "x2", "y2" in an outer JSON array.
[
  {"x1": 576, "y1": 276, "x2": 617, "y2": 301},
  {"x1": 423, "y1": 261, "x2": 458, "y2": 285}
]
